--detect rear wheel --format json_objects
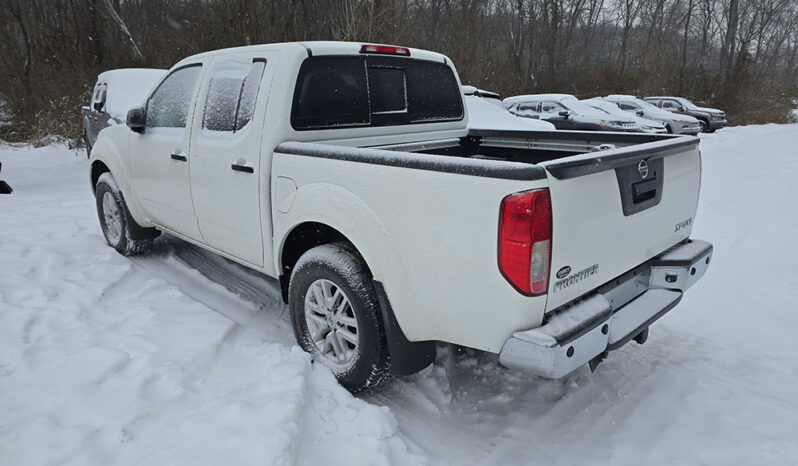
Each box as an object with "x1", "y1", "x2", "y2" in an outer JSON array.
[
  {"x1": 289, "y1": 243, "x2": 393, "y2": 392},
  {"x1": 95, "y1": 173, "x2": 158, "y2": 256}
]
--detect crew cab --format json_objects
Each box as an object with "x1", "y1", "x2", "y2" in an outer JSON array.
[
  {"x1": 644, "y1": 96, "x2": 727, "y2": 133},
  {"x1": 505, "y1": 93, "x2": 640, "y2": 132},
  {"x1": 81, "y1": 69, "x2": 166, "y2": 155},
  {"x1": 88, "y1": 42, "x2": 712, "y2": 392}
]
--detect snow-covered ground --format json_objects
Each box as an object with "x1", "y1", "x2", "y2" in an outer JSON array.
[{"x1": 1, "y1": 124, "x2": 797, "y2": 465}]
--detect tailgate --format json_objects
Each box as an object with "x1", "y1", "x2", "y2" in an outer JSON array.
[{"x1": 540, "y1": 137, "x2": 701, "y2": 311}]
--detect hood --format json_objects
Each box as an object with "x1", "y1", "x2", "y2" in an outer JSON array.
[{"x1": 689, "y1": 106, "x2": 724, "y2": 114}]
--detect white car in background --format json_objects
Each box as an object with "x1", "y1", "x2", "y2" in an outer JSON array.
[
  {"x1": 461, "y1": 86, "x2": 555, "y2": 132},
  {"x1": 584, "y1": 98, "x2": 666, "y2": 133},
  {"x1": 504, "y1": 93, "x2": 640, "y2": 132},
  {"x1": 602, "y1": 95, "x2": 701, "y2": 135},
  {"x1": 81, "y1": 69, "x2": 168, "y2": 154}
]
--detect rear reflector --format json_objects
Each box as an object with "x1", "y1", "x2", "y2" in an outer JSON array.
[
  {"x1": 360, "y1": 44, "x2": 411, "y2": 56},
  {"x1": 498, "y1": 189, "x2": 552, "y2": 296}
]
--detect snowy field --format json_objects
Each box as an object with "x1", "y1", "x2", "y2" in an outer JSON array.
[{"x1": 1, "y1": 124, "x2": 797, "y2": 465}]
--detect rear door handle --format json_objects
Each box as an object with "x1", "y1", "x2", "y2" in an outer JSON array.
[
  {"x1": 231, "y1": 163, "x2": 254, "y2": 173},
  {"x1": 171, "y1": 153, "x2": 187, "y2": 161}
]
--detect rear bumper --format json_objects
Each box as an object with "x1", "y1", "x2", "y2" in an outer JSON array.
[{"x1": 499, "y1": 239, "x2": 713, "y2": 378}]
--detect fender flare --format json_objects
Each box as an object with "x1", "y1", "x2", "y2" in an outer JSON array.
[
  {"x1": 89, "y1": 130, "x2": 152, "y2": 228},
  {"x1": 276, "y1": 182, "x2": 435, "y2": 375}
]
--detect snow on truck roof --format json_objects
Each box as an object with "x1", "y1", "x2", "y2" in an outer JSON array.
[
  {"x1": 605, "y1": 94, "x2": 639, "y2": 100},
  {"x1": 174, "y1": 41, "x2": 449, "y2": 67},
  {"x1": 503, "y1": 93, "x2": 578, "y2": 105}
]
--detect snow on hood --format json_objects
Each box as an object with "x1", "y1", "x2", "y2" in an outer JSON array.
[
  {"x1": 465, "y1": 96, "x2": 556, "y2": 131},
  {"x1": 97, "y1": 68, "x2": 167, "y2": 121},
  {"x1": 690, "y1": 106, "x2": 724, "y2": 114}
]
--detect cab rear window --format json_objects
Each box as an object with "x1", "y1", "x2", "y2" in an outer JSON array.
[{"x1": 291, "y1": 56, "x2": 463, "y2": 130}]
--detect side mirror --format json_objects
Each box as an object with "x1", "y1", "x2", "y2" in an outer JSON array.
[
  {"x1": 558, "y1": 110, "x2": 571, "y2": 119},
  {"x1": 93, "y1": 101, "x2": 104, "y2": 112},
  {"x1": 636, "y1": 110, "x2": 645, "y2": 116},
  {"x1": 677, "y1": 106, "x2": 685, "y2": 112},
  {"x1": 126, "y1": 106, "x2": 146, "y2": 133}
]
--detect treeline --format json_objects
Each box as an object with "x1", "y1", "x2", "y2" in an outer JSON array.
[{"x1": 2, "y1": 0, "x2": 797, "y2": 143}]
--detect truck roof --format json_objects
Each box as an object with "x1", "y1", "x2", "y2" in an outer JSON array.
[
  {"x1": 605, "y1": 94, "x2": 639, "y2": 100},
  {"x1": 503, "y1": 93, "x2": 577, "y2": 106},
  {"x1": 174, "y1": 41, "x2": 449, "y2": 68}
]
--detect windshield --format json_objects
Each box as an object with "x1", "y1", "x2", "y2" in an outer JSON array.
[
  {"x1": 562, "y1": 98, "x2": 608, "y2": 118},
  {"x1": 678, "y1": 98, "x2": 698, "y2": 109},
  {"x1": 631, "y1": 98, "x2": 662, "y2": 112}
]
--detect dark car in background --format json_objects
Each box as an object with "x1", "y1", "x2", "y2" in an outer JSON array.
[{"x1": 644, "y1": 96, "x2": 727, "y2": 133}]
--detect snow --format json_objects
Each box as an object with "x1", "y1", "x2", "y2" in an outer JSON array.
[{"x1": 2, "y1": 123, "x2": 798, "y2": 465}]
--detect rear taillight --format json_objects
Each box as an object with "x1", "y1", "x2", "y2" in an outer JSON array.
[
  {"x1": 498, "y1": 189, "x2": 552, "y2": 296},
  {"x1": 360, "y1": 44, "x2": 411, "y2": 56}
]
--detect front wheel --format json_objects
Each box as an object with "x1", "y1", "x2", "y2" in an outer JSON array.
[
  {"x1": 95, "y1": 173, "x2": 158, "y2": 256},
  {"x1": 289, "y1": 243, "x2": 393, "y2": 392},
  {"x1": 699, "y1": 120, "x2": 708, "y2": 133}
]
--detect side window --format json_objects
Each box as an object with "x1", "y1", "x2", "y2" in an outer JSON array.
[
  {"x1": 541, "y1": 101, "x2": 566, "y2": 114},
  {"x1": 662, "y1": 100, "x2": 676, "y2": 109},
  {"x1": 146, "y1": 65, "x2": 202, "y2": 128},
  {"x1": 518, "y1": 102, "x2": 539, "y2": 112},
  {"x1": 617, "y1": 101, "x2": 637, "y2": 111},
  {"x1": 203, "y1": 59, "x2": 267, "y2": 133}
]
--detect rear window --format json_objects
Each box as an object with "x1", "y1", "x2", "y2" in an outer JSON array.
[{"x1": 291, "y1": 56, "x2": 463, "y2": 130}]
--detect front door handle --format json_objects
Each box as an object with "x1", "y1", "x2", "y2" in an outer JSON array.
[
  {"x1": 171, "y1": 153, "x2": 187, "y2": 162},
  {"x1": 231, "y1": 163, "x2": 254, "y2": 173}
]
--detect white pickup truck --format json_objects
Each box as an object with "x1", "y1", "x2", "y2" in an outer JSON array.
[{"x1": 88, "y1": 42, "x2": 712, "y2": 392}]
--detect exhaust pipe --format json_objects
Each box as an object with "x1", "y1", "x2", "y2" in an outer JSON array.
[{"x1": 0, "y1": 162, "x2": 11, "y2": 194}]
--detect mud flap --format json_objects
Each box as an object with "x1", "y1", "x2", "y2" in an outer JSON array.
[{"x1": 373, "y1": 280, "x2": 436, "y2": 376}]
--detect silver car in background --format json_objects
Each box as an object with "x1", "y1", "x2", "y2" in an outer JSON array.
[
  {"x1": 602, "y1": 95, "x2": 701, "y2": 135},
  {"x1": 583, "y1": 98, "x2": 667, "y2": 133}
]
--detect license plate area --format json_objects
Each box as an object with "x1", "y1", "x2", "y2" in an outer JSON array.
[{"x1": 615, "y1": 158, "x2": 664, "y2": 215}]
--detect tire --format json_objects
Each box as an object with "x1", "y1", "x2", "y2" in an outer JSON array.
[
  {"x1": 665, "y1": 124, "x2": 673, "y2": 134},
  {"x1": 289, "y1": 243, "x2": 393, "y2": 392},
  {"x1": 698, "y1": 120, "x2": 708, "y2": 133},
  {"x1": 95, "y1": 173, "x2": 158, "y2": 256}
]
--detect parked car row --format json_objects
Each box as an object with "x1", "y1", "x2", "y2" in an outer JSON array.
[{"x1": 459, "y1": 87, "x2": 726, "y2": 135}]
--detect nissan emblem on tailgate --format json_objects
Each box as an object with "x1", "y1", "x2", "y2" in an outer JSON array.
[{"x1": 638, "y1": 159, "x2": 649, "y2": 179}]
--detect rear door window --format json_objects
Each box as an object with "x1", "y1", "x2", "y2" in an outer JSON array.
[
  {"x1": 291, "y1": 56, "x2": 463, "y2": 130},
  {"x1": 202, "y1": 59, "x2": 267, "y2": 133}
]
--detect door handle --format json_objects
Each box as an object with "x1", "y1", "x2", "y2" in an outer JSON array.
[
  {"x1": 231, "y1": 163, "x2": 254, "y2": 173},
  {"x1": 171, "y1": 153, "x2": 187, "y2": 161}
]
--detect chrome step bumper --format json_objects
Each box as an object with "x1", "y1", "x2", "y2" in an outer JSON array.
[{"x1": 499, "y1": 239, "x2": 713, "y2": 378}]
